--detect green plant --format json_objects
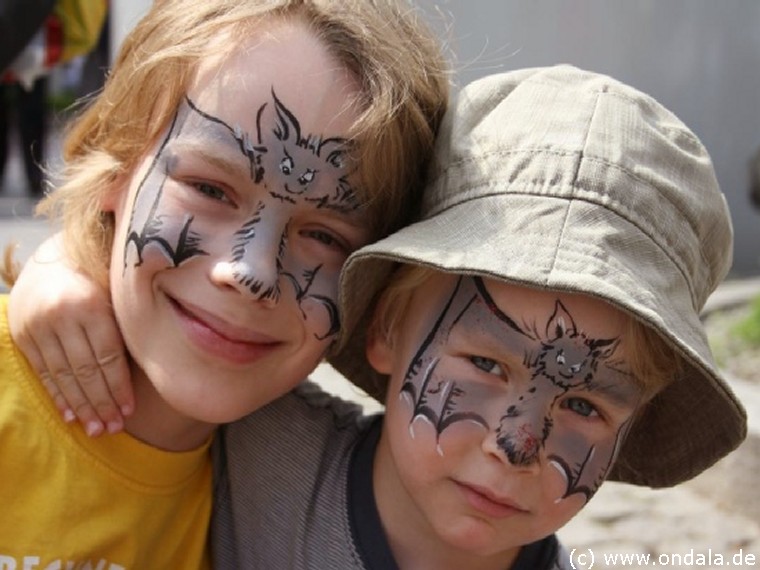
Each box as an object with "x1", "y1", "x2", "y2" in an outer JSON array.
[
  {"x1": 731, "y1": 294, "x2": 760, "y2": 347},
  {"x1": 47, "y1": 91, "x2": 77, "y2": 114}
]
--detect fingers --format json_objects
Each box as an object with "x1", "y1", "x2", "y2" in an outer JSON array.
[
  {"x1": 29, "y1": 322, "x2": 119, "y2": 436},
  {"x1": 81, "y1": 314, "x2": 134, "y2": 423},
  {"x1": 10, "y1": 296, "x2": 133, "y2": 436},
  {"x1": 53, "y1": 319, "x2": 132, "y2": 436},
  {"x1": 6, "y1": 235, "x2": 133, "y2": 436},
  {"x1": 15, "y1": 332, "x2": 78, "y2": 425}
]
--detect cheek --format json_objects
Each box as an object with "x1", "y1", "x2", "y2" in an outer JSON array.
[
  {"x1": 546, "y1": 460, "x2": 574, "y2": 503},
  {"x1": 390, "y1": 384, "x2": 484, "y2": 466},
  {"x1": 386, "y1": 394, "x2": 449, "y2": 485},
  {"x1": 122, "y1": 164, "x2": 212, "y2": 270},
  {"x1": 281, "y1": 255, "x2": 342, "y2": 341},
  {"x1": 536, "y1": 473, "x2": 587, "y2": 530},
  {"x1": 389, "y1": 391, "x2": 435, "y2": 455},
  {"x1": 544, "y1": 420, "x2": 626, "y2": 504}
]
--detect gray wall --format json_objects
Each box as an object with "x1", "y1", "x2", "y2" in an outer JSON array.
[{"x1": 417, "y1": 0, "x2": 760, "y2": 276}]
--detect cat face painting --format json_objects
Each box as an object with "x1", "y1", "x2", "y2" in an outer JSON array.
[
  {"x1": 370, "y1": 272, "x2": 643, "y2": 559},
  {"x1": 104, "y1": 20, "x2": 368, "y2": 425}
]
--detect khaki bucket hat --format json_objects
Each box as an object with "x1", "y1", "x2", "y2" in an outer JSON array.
[{"x1": 328, "y1": 65, "x2": 746, "y2": 488}]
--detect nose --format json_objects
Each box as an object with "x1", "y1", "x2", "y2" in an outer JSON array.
[
  {"x1": 211, "y1": 222, "x2": 285, "y2": 304},
  {"x1": 211, "y1": 259, "x2": 280, "y2": 305},
  {"x1": 482, "y1": 403, "x2": 548, "y2": 473}
]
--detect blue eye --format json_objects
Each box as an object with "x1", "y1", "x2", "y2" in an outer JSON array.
[
  {"x1": 563, "y1": 397, "x2": 598, "y2": 418},
  {"x1": 195, "y1": 182, "x2": 227, "y2": 202},
  {"x1": 470, "y1": 356, "x2": 503, "y2": 376}
]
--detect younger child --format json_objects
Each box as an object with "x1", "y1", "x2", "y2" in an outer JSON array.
[
  {"x1": 11, "y1": 65, "x2": 747, "y2": 569},
  {"x1": 0, "y1": 0, "x2": 448, "y2": 565}
]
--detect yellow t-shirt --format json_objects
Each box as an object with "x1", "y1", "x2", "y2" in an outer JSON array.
[{"x1": 0, "y1": 295, "x2": 212, "y2": 569}]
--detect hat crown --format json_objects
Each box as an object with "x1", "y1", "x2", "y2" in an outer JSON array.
[{"x1": 424, "y1": 65, "x2": 733, "y2": 310}]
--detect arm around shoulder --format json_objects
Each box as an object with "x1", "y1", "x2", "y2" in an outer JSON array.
[{"x1": 7, "y1": 234, "x2": 133, "y2": 435}]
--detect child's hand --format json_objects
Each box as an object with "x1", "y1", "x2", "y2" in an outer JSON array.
[{"x1": 8, "y1": 235, "x2": 134, "y2": 436}]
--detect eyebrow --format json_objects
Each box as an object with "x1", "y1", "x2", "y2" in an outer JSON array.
[
  {"x1": 582, "y1": 375, "x2": 643, "y2": 408},
  {"x1": 165, "y1": 128, "x2": 254, "y2": 181},
  {"x1": 307, "y1": 197, "x2": 370, "y2": 240},
  {"x1": 449, "y1": 316, "x2": 528, "y2": 369}
]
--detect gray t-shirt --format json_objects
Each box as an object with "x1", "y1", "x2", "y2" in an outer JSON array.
[{"x1": 211, "y1": 381, "x2": 570, "y2": 569}]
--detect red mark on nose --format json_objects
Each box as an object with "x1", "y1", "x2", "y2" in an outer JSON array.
[{"x1": 516, "y1": 423, "x2": 539, "y2": 455}]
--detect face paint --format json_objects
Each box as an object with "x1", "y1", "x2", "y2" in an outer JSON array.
[
  {"x1": 123, "y1": 90, "x2": 362, "y2": 343},
  {"x1": 399, "y1": 276, "x2": 642, "y2": 503},
  {"x1": 124, "y1": 107, "x2": 209, "y2": 269},
  {"x1": 261, "y1": 90, "x2": 359, "y2": 213}
]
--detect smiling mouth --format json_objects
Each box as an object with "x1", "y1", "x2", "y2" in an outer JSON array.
[
  {"x1": 169, "y1": 297, "x2": 281, "y2": 365},
  {"x1": 454, "y1": 481, "x2": 528, "y2": 519}
]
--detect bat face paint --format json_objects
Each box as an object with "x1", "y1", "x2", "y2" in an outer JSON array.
[
  {"x1": 399, "y1": 276, "x2": 641, "y2": 501},
  {"x1": 105, "y1": 21, "x2": 368, "y2": 429},
  {"x1": 123, "y1": 91, "x2": 360, "y2": 342},
  {"x1": 374, "y1": 272, "x2": 643, "y2": 555}
]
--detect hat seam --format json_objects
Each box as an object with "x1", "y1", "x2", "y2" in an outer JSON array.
[
  {"x1": 519, "y1": 74, "x2": 701, "y2": 145},
  {"x1": 546, "y1": 86, "x2": 601, "y2": 278},
  {"x1": 432, "y1": 148, "x2": 704, "y2": 234},
  {"x1": 579, "y1": 155, "x2": 701, "y2": 309},
  {"x1": 431, "y1": 147, "x2": 577, "y2": 176},
  {"x1": 432, "y1": 149, "x2": 706, "y2": 248},
  {"x1": 546, "y1": 202, "x2": 572, "y2": 286},
  {"x1": 600, "y1": 91, "x2": 702, "y2": 146},
  {"x1": 428, "y1": 185, "x2": 699, "y2": 309}
]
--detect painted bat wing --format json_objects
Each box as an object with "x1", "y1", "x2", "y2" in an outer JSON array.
[
  {"x1": 549, "y1": 416, "x2": 631, "y2": 501},
  {"x1": 302, "y1": 294, "x2": 341, "y2": 340}
]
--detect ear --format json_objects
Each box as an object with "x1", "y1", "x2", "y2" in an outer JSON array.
[
  {"x1": 365, "y1": 320, "x2": 394, "y2": 375},
  {"x1": 545, "y1": 300, "x2": 577, "y2": 341}
]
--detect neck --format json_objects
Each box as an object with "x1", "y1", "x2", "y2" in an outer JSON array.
[
  {"x1": 123, "y1": 361, "x2": 215, "y2": 452},
  {"x1": 372, "y1": 428, "x2": 520, "y2": 570}
]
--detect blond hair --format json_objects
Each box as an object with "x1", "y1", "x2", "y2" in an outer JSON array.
[
  {"x1": 33, "y1": 0, "x2": 449, "y2": 287},
  {"x1": 370, "y1": 265, "x2": 680, "y2": 401}
]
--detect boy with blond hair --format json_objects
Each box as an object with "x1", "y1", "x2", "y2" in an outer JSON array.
[{"x1": 0, "y1": 0, "x2": 448, "y2": 564}]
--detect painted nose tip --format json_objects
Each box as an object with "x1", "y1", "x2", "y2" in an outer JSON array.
[
  {"x1": 231, "y1": 262, "x2": 280, "y2": 302},
  {"x1": 496, "y1": 427, "x2": 541, "y2": 467}
]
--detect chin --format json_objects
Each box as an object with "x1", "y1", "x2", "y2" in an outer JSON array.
[
  {"x1": 435, "y1": 516, "x2": 507, "y2": 557},
  {"x1": 174, "y1": 395, "x2": 257, "y2": 425}
]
